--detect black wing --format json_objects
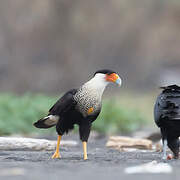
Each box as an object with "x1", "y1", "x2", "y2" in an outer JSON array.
[
  {"x1": 49, "y1": 89, "x2": 77, "y2": 116},
  {"x1": 34, "y1": 89, "x2": 78, "y2": 129},
  {"x1": 154, "y1": 93, "x2": 166, "y2": 127},
  {"x1": 154, "y1": 86, "x2": 180, "y2": 127}
]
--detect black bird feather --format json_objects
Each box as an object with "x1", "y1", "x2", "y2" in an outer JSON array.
[
  {"x1": 33, "y1": 89, "x2": 77, "y2": 129},
  {"x1": 154, "y1": 84, "x2": 180, "y2": 159}
]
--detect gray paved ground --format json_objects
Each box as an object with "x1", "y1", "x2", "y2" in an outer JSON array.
[{"x1": 0, "y1": 136, "x2": 179, "y2": 180}]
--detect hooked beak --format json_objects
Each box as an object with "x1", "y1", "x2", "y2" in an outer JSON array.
[
  {"x1": 115, "y1": 77, "x2": 122, "y2": 86},
  {"x1": 106, "y1": 73, "x2": 122, "y2": 87}
]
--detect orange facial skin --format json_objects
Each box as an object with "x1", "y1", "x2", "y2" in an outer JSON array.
[{"x1": 106, "y1": 73, "x2": 119, "y2": 83}]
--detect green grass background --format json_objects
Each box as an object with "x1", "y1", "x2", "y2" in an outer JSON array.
[{"x1": 0, "y1": 93, "x2": 155, "y2": 135}]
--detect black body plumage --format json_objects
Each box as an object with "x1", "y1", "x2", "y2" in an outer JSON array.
[{"x1": 154, "y1": 85, "x2": 180, "y2": 158}]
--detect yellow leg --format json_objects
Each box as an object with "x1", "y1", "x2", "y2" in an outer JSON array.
[
  {"x1": 83, "y1": 141, "x2": 88, "y2": 160},
  {"x1": 52, "y1": 135, "x2": 61, "y2": 159}
]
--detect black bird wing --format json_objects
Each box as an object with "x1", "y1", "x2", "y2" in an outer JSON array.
[
  {"x1": 49, "y1": 89, "x2": 77, "y2": 116},
  {"x1": 154, "y1": 93, "x2": 166, "y2": 127},
  {"x1": 154, "y1": 85, "x2": 180, "y2": 127},
  {"x1": 34, "y1": 89, "x2": 77, "y2": 128}
]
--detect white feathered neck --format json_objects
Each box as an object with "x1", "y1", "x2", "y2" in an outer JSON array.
[{"x1": 82, "y1": 73, "x2": 109, "y2": 98}]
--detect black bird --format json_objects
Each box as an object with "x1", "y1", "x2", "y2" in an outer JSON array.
[
  {"x1": 154, "y1": 85, "x2": 180, "y2": 159},
  {"x1": 34, "y1": 69, "x2": 122, "y2": 160}
]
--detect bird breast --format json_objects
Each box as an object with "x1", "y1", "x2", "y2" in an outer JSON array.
[{"x1": 73, "y1": 87, "x2": 102, "y2": 117}]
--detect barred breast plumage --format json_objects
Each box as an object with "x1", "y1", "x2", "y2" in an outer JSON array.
[{"x1": 73, "y1": 85, "x2": 102, "y2": 117}]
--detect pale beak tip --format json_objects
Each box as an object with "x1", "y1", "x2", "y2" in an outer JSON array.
[{"x1": 115, "y1": 78, "x2": 122, "y2": 87}]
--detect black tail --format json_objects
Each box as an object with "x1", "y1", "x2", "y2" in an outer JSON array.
[{"x1": 33, "y1": 115, "x2": 59, "y2": 129}]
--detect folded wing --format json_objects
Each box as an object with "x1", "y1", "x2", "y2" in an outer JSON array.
[
  {"x1": 154, "y1": 85, "x2": 180, "y2": 127},
  {"x1": 34, "y1": 89, "x2": 77, "y2": 128}
]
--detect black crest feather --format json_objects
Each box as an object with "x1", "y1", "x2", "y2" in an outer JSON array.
[
  {"x1": 94, "y1": 69, "x2": 116, "y2": 76},
  {"x1": 160, "y1": 84, "x2": 180, "y2": 93}
]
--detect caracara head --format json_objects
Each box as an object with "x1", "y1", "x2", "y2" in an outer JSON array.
[{"x1": 93, "y1": 69, "x2": 122, "y2": 87}]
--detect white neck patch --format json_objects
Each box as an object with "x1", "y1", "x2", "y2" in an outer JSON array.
[{"x1": 83, "y1": 73, "x2": 109, "y2": 95}]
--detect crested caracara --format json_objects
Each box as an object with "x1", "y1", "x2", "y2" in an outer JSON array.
[
  {"x1": 34, "y1": 69, "x2": 122, "y2": 160},
  {"x1": 154, "y1": 85, "x2": 180, "y2": 160}
]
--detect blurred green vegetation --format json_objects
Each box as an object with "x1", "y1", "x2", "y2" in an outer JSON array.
[
  {"x1": 94, "y1": 99, "x2": 145, "y2": 134},
  {"x1": 0, "y1": 93, "x2": 153, "y2": 135},
  {"x1": 0, "y1": 93, "x2": 56, "y2": 135}
]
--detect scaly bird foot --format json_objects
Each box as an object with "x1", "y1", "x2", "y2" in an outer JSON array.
[
  {"x1": 52, "y1": 151, "x2": 61, "y2": 159},
  {"x1": 84, "y1": 154, "x2": 88, "y2": 160}
]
